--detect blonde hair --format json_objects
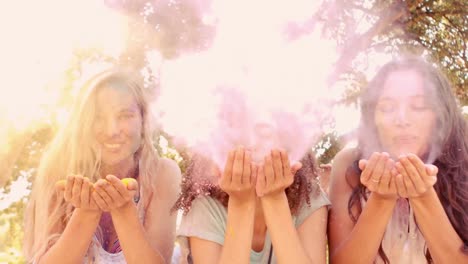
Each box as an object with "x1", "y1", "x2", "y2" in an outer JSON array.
[{"x1": 23, "y1": 69, "x2": 160, "y2": 263}]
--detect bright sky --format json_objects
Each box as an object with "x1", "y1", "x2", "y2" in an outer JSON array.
[{"x1": 0, "y1": 0, "x2": 395, "y2": 208}]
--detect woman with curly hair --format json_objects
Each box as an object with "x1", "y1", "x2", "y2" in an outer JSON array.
[
  {"x1": 328, "y1": 57, "x2": 468, "y2": 263},
  {"x1": 23, "y1": 69, "x2": 181, "y2": 263},
  {"x1": 174, "y1": 144, "x2": 329, "y2": 264}
]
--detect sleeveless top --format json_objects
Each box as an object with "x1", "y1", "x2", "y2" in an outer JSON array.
[
  {"x1": 83, "y1": 188, "x2": 146, "y2": 264},
  {"x1": 372, "y1": 198, "x2": 428, "y2": 263}
]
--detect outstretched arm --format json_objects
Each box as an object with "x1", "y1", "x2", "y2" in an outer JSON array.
[
  {"x1": 38, "y1": 175, "x2": 101, "y2": 264},
  {"x1": 190, "y1": 147, "x2": 257, "y2": 264},
  {"x1": 258, "y1": 150, "x2": 327, "y2": 264},
  {"x1": 328, "y1": 150, "x2": 398, "y2": 264},
  {"x1": 395, "y1": 154, "x2": 467, "y2": 263}
]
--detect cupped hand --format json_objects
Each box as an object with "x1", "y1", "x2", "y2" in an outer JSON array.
[
  {"x1": 359, "y1": 152, "x2": 398, "y2": 200},
  {"x1": 57, "y1": 175, "x2": 99, "y2": 211},
  {"x1": 92, "y1": 175, "x2": 139, "y2": 212},
  {"x1": 219, "y1": 147, "x2": 257, "y2": 205},
  {"x1": 394, "y1": 154, "x2": 437, "y2": 198},
  {"x1": 256, "y1": 149, "x2": 302, "y2": 198}
]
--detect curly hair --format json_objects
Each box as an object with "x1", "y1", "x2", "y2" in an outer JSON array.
[
  {"x1": 173, "y1": 151, "x2": 323, "y2": 216},
  {"x1": 346, "y1": 57, "x2": 468, "y2": 263}
]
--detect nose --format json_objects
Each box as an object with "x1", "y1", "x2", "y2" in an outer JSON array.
[
  {"x1": 100, "y1": 116, "x2": 120, "y2": 137},
  {"x1": 394, "y1": 106, "x2": 411, "y2": 127}
]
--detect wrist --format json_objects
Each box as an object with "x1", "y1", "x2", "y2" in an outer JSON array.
[
  {"x1": 260, "y1": 191, "x2": 287, "y2": 204},
  {"x1": 409, "y1": 187, "x2": 436, "y2": 204},
  {"x1": 110, "y1": 201, "x2": 137, "y2": 218},
  {"x1": 369, "y1": 192, "x2": 398, "y2": 204},
  {"x1": 74, "y1": 208, "x2": 102, "y2": 221},
  {"x1": 228, "y1": 196, "x2": 256, "y2": 211}
]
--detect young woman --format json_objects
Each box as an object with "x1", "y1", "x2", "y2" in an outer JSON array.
[
  {"x1": 328, "y1": 57, "x2": 468, "y2": 263},
  {"x1": 23, "y1": 69, "x2": 181, "y2": 264},
  {"x1": 174, "y1": 147, "x2": 330, "y2": 264}
]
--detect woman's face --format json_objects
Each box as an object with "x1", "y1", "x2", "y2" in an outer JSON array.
[
  {"x1": 374, "y1": 69, "x2": 437, "y2": 158},
  {"x1": 93, "y1": 85, "x2": 143, "y2": 167}
]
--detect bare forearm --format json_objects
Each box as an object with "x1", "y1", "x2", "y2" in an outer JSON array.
[
  {"x1": 219, "y1": 199, "x2": 255, "y2": 264},
  {"x1": 410, "y1": 188, "x2": 468, "y2": 263},
  {"x1": 261, "y1": 193, "x2": 312, "y2": 264},
  {"x1": 111, "y1": 203, "x2": 165, "y2": 264},
  {"x1": 38, "y1": 209, "x2": 101, "y2": 264},
  {"x1": 331, "y1": 193, "x2": 396, "y2": 264}
]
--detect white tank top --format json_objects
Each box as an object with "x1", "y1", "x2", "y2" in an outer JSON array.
[
  {"x1": 374, "y1": 198, "x2": 428, "y2": 263},
  {"x1": 83, "y1": 189, "x2": 146, "y2": 264}
]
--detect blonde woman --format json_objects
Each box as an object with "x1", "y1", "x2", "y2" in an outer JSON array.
[{"x1": 23, "y1": 69, "x2": 181, "y2": 264}]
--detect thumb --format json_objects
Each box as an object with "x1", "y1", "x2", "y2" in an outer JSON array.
[
  {"x1": 291, "y1": 162, "x2": 303, "y2": 175},
  {"x1": 359, "y1": 159, "x2": 367, "y2": 171},
  {"x1": 256, "y1": 165, "x2": 265, "y2": 197},
  {"x1": 251, "y1": 164, "x2": 258, "y2": 185},
  {"x1": 55, "y1": 180, "x2": 66, "y2": 192},
  {"x1": 122, "y1": 178, "x2": 138, "y2": 191},
  {"x1": 425, "y1": 164, "x2": 438, "y2": 176}
]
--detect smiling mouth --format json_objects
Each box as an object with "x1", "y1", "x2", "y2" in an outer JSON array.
[{"x1": 103, "y1": 143, "x2": 123, "y2": 151}]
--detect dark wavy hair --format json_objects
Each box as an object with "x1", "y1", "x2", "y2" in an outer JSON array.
[
  {"x1": 173, "y1": 151, "x2": 322, "y2": 216},
  {"x1": 346, "y1": 57, "x2": 468, "y2": 263}
]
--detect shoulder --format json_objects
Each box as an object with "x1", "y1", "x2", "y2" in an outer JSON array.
[
  {"x1": 296, "y1": 188, "x2": 330, "y2": 227},
  {"x1": 155, "y1": 157, "x2": 182, "y2": 186},
  {"x1": 145, "y1": 158, "x2": 181, "y2": 203},
  {"x1": 333, "y1": 147, "x2": 358, "y2": 167},
  {"x1": 179, "y1": 195, "x2": 227, "y2": 232},
  {"x1": 190, "y1": 195, "x2": 226, "y2": 214},
  {"x1": 331, "y1": 147, "x2": 359, "y2": 176},
  {"x1": 329, "y1": 147, "x2": 359, "y2": 195}
]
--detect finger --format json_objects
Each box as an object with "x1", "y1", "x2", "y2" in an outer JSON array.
[
  {"x1": 55, "y1": 180, "x2": 66, "y2": 192},
  {"x1": 264, "y1": 154, "x2": 275, "y2": 186},
  {"x1": 92, "y1": 191, "x2": 109, "y2": 211},
  {"x1": 290, "y1": 162, "x2": 302, "y2": 176},
  {"x1": 55, "y1": 185, "x2": 65, "y2": 201},
  {"x1": 72, "y1": 176, "x2": 83, "y2": 207},
  {"x1": 251, "y1": 164, "x2": 257, "y2": 186},
  {"x1": 94, "y1": 180, "x2": 113, "y2": 207},
  {"x1": 388, "y1": 174, "x2": 397, "y2": 194},
  {"x1": 271, "y1": 150, "x2": 283, "y2": 180},
  {"x1": 358, "y1": 159, "x2": 367, "y2": 171},
  {"x1": 103, "y1": 177, "x2": 125, "y2": 202},
  {"x1": 425, "y1": 165, "x2": 438, "y2": 186},
  {"x1": 396, "y1": 161, "x2": 417, "y2": 196},
  {"x1": 106, "y1": 175, "x2": 128, "y2": 197},
  {"x1": 379, "y1": 158, "x2": 393, "y2": 192},
  {"x1": 256, "y1": 165, "x2": 265, "y2": 197},
  {"x1": 90, "y1": 196, "x2": 100, "y2": 211},
  {"x1": 232, "y1": 147, "x2": 245, "y2": 187},
  {"x1": 242, "y1": 150, "x2": 251, "y2": 185},
  {"x1": 64, "y1": 175, "x2": 74, "y2": 202},
  {"x1": 372, "y1": 152, "x2": 388, "y2": 182},
  {"x1": 425, "y1": 164, "x2": 438, "y2": 176},
  {"x1": 81, "y1": 178, "x2": 91, "y2": 207},
  {"x1": 407, "y1": 154, "x2": 427, "y2": 178},
  {"x1": 361, "y1": 153, "x2": 380, "y2": 184},
  {"x1": 221, "y1": 150, "x2": 235, "y2": 187},
  {"x1": 401, "y1": 155, "x2": 426, "y2": 193},
  {"x1": 395, "y1": 173, "x2": 407, "y2": 198},
  {"x1": 279, "y1": 150, "x2": 291, "y2": 176}
]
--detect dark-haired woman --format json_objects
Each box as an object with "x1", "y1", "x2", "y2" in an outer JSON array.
[{"x1": 328, "y1": 57, "x2": 468, "y2": 263}]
